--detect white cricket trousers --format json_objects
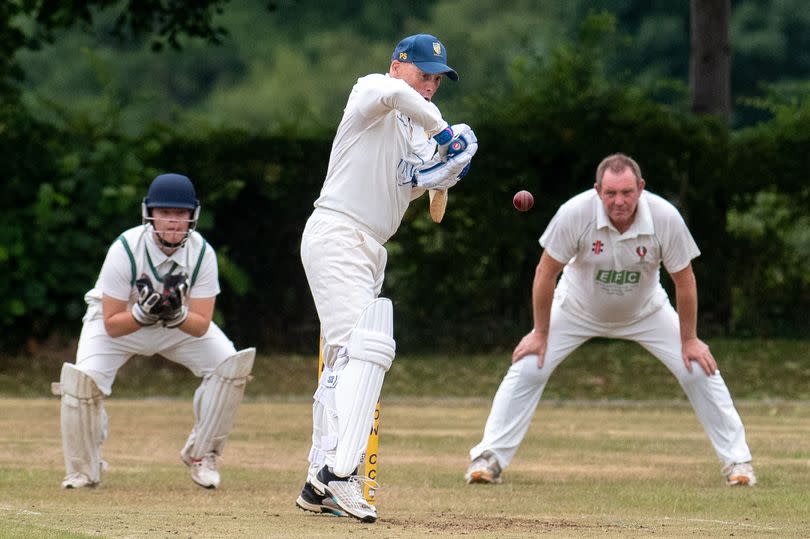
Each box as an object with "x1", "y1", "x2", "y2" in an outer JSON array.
[
  {"x1": 75, "y1": 318, "x2": 237, "y2": 396},
  {"x1": 300, "y1": 211, "x2": 387, "y2": 364},
  {"x1": 300, "y1": 211, "x2": 388, "y2": 478},
  {"x1": 470, "y1": 301, "x2": 752, "y2": 468}
]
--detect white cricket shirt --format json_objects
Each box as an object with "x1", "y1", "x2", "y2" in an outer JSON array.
[
  {"x1": 82, "y1": 225, "x2": 220, "y2": 322},
  {"x1": 313, "y1": 73, "x2": 448, "y2": 243},
  {"x1": 540, "y1": 190, "x2": 700, "y2": 324}
]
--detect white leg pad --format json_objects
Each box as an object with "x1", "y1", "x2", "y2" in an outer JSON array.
[
  {"x1": 60, "y1": 363, "x2": 107, "y2": 485},
  {"x1": 182, "y1": 348, "x2": 255, "y2": 460},
  {"x1": 307, "y1": 367, "x2": 340, "y2": 481},
  {"x1": 332, "y1": 298, "x2": 395, "y2": 476}
]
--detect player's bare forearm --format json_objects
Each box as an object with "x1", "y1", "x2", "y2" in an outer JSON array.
[
  {"x1": 670, "y1": 264, "x2": 717, "y2": 375},
  {"x1": 102, "y1": 295, "x2": 142, "y2": 337},
  {"x1": 532, "y1": 251, "x2": 565, "y2": 336},
  {"x1": 511, "y1": 251, "x2": 564, "y2": 366},
  {"x1": 670, "y1": 264, "x2": 699, "y2": 342},
  {"x1": 104, "y1": 311, "x2": 143, "y2": 337},
  {"x1": 176, "y1": 297, "x2": 216, "y2": 337}
]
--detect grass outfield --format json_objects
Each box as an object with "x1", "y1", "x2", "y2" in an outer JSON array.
[
  {"x1": 3, "y1": 338, "x2": 810, "y2": 400},
  {"x1": 1, "y1": 398, "x2": 809, "y2": 538}
]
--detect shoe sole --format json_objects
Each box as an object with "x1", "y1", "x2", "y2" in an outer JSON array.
[
  {"x1": 323, "y1": 488, "x2": 377, "y2": 523},
  {"x1": 295, "y1": 496, "x2": 346, "y2": 517},
  {"x1": 191, "y1": 478, "x2": 217, "y2": 489},
  {"x1": 312, "y1": 472, "x2": 377, "y2": 522},
  {"x1": 466, "y1": 470, "x2": 502, "y2": 484},
  {"x1": 313, "y1": 479, "x2": 377, "y2": 522},
  {"x1": 727, "y1": 477, "x2": 755, "y2": 486}
]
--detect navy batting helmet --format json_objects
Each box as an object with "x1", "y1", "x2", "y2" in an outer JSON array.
[{"x1": 142, "y1": 173, "x2": 201, "y2": 249}]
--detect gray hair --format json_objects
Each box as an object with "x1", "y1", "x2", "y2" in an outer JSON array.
[{"x1": 595, "y1": 153, "x2": 643, "y2": 189}]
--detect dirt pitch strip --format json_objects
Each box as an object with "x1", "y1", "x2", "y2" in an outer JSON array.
[{"x1": 1, "y1": 398, "x2": 808, "y2": 538}]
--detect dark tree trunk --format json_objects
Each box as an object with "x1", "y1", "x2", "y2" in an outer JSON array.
[{"x1": 690, "y1": 0, "x2": 731, "y2": 117}]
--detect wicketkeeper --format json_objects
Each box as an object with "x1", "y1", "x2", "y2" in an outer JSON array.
[
  {"x1": 57, "y1": 173, "x2": 255, "y2": 490},
  {"x1": 295, "y1": 33, "x2": 478, "y2": 523}
]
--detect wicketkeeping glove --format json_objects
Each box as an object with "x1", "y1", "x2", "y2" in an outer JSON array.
[
  {"x1": 132, "y1": 274, "x2": 164, "y2": 326},
  {"x1": 159, "y1": 272, "x2": 190, "y2": 328}
]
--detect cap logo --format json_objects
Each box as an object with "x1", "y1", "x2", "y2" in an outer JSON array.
[
  {"x1": 399, "y1": 52, "x2": 408, "y2": 60},
  {"x1": 433, "y1": 42, "x2": 441, "y2": 55}
]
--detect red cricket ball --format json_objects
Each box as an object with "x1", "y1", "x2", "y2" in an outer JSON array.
[{"x1": 513, "y1": 190, "x2": 534, "y2": 212}]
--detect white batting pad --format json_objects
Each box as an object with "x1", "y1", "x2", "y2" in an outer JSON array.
[
  {"x1": 332, "y1": 298, "x2": 395, "y2": 475},
  {"x1": 59, "y1": 363, "x2": 107, "y2": 485},
  {"x1": 182, "y1": 348, "x2": 255, "y2": 460},
  {"x1": 307, "y1": 366, "x2": 339, "y2": 481}
]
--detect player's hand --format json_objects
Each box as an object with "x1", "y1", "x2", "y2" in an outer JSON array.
[
  {"x1": 160, "y1": 273, "x2": 190, "y2": 328},
  {"x1": 681, "y1": 337, "x2": 717, "y2": 375},
  {"x1": 132, "y1": 274, "x2": 164, "y2": 326},
  {"x1": 512, "y1": 330, "x2": 549, "y2": 368}
]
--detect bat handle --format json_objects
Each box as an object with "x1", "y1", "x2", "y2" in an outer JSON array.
[{"x1": 428, "y1": 189, "x2": 447, "y2": 223}]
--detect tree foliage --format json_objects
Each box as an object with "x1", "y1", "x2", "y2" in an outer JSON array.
[{"x1": 1, "y1": 3, "x2": 808, "y2": 352}]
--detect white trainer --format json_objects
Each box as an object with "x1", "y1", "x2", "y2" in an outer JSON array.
[
  {"x1": 723, "y1": 462, "x2": 757, "y2": 486},
  {"x1": 182, "y1": 451, "x2": 221, "y2": 489},
  {"x1": 61, "y1": 460, "x2": 107, "y2": 489},
  {"x1": 311, "y1": 466, "x2": 377, "y2": 523},
  {"x1": 465, "y1": 451, "x2": 503, "y2": 484},
  {"x1": 61, "y1": 472, "x2": 96, "y2": 489}
]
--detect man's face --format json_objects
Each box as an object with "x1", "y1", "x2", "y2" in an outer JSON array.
[
  {"x1": 596, "y1": 168, "x2": 645, "y2": 231},
  {"x1": 390, "y1": 61, "x2": 443, "y2": 101},
  {"x1": 151, "y1": 207, "x2": 192, "y2": 246}
]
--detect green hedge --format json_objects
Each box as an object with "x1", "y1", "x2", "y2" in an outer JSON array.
[{"x1": 2, "y1": 44, "x2": 809, "y2": 353}]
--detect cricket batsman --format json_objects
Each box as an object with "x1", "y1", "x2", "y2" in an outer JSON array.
[
  {"x1": 294, "y1": 33, "x2": 478, "y2": 522},
  {"x1": 465, "y1": 153, "x2": 756, "y2": 487},
  {"x1": 57, "y1": 173, "x2": 255, "y2": 490}
]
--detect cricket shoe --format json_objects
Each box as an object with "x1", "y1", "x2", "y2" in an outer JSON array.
[
  {"x1": 311, "y1": 466, "x2": 377, "y2": 523},
  {"x1": 181, "y1": 450, "x2": 220, "y2": 489},
  {"x1": 465, "y1": 450, "x2": 503, "y2": 484},
  {"x1": 722, "y1": 462, "x2": 757, "y2": 486},
  {"x1": 61, "y1": 460, "x2": 107, "y2": 489},
  {"x1": 61, "y1": 472, "x2": 97, "y2": 489},
  {"x1": 295, "y1": 482, "x2": 346, "y2": 517}
]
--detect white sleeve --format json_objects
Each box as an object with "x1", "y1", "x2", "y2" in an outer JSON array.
[
  {"x1": 189, "y1": 244, "x2": 221, "y2": 299},
  {"x1": 354, "y1": 75, "x2": 448, "y2": 137},
  {"x1": 97, "y1": 240, "x2": 135, "y2": 301},
  {"x1": 661, "y1": 211, "x2": 701, "y2": 273},
  {"x1": 539, "y1": 204, "x2": 579, "y2": 264}
]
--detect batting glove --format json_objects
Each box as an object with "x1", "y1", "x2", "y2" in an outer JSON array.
[
  {"x1": 413, "y1": 125, "x2": 478, "y2": 190},
  {"x1": 432, "y1": 125, "x2": 454, "y2": 145}
]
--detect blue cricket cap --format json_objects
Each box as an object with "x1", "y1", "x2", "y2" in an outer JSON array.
[{"x1": 391, "y1": 34, "x2": 458, "y2": 81}]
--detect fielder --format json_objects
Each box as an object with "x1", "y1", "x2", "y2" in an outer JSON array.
[
  {"x1": 57, "y1": 173, "x2": 255, "y2": 490},
  {"x1": 465, "y1": 153, "x2": 756, "y2": 487},
  {"x1": 294, "y1": 33, "x2": 478, "y2": 522}
]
